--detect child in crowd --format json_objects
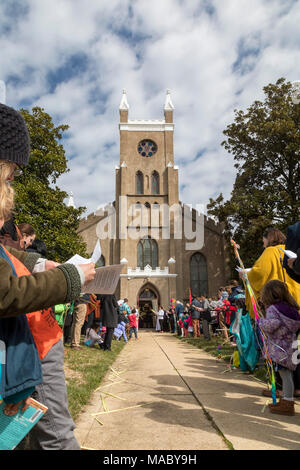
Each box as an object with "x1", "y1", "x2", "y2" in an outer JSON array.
[
  {"x1": 99, "y1": 326, "x2": 107, "y2": 342},
  {"x1": 178, "y1": 317, "x2": 184, "y2": 337},
  {"x1": 188, "y1": 314, "x2": 194, "y2": 337},
  {"x1": 209, "y1": 297, "x2": 221, "y2": 335},
  {"x1": 113, "y1": 320, "x2": 128, "y2": 343},
  {"x1": 157, "y1": 306, "x2": 165, "y2": 332},
  {"x1": 182, "y1": 312, "x2": 190, "y2": 337},
  {"x1": 128, "y1": 308, "x2": 138, "y2": 340},
  {"x1": 260, "y1": 280, "x2": 300, "y2": 416},
  {"x1": 84, "y1": 323, "x2": 103, "y2": 347}
]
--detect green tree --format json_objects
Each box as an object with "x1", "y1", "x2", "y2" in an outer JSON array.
[
  {"x1": 208, "y1": 78, "x2": 300, "y2": 273},
  {"x1": 13, "y1": 107, "x2": 88, "y2": 262}
]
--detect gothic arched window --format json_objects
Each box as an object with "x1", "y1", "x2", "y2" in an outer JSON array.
[
  {"x1": 137, "y1": 238, "x2": 158, "y2": 269},
  {"x1": 152, "y1": 171, "x2": 160, "y2": 195},
  {"x1": 136, "y1": 171, "x2": 144, "y2": 195},
  {"x1": 190, "y1": 253, "x2": 208, "y2": 297}
]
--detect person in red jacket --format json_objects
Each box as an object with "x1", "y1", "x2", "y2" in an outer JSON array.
[
  {"x1": 215, "y1": 299, "x2": 237, "y2": 343},
  {"x1": 128, "y1": 308, "x2": 138, "y2": 340}
]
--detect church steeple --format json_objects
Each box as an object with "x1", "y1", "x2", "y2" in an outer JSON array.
[
  {"x1": 164, "y1": 89, "x2": 174, "y2": 123},
  {"x1": 119, "y1": 89, "x2": 129, "y2": 123},
  {"x1": 67, "y1": 191, "x2": 76, "y2": 208}
]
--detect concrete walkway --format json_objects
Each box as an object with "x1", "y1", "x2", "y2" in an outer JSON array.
[{"x1": 74, "y1": 331, "x2": 300, "y2": 451}]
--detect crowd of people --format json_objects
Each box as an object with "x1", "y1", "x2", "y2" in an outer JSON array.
[
  {"x1": 154, "y1": 284, "x2": 244, "y2": 342},
  {"x1": 0, "y1": 103, "x2": 300, "y2": 452},
  {"x1": 157, "y1": 227, "x2": 300, "y2": 418}
]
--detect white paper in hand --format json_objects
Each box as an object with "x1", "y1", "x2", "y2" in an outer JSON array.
[
  {"x1": 65, "y1": 240, "x2": 101, "y2": 266},
  {"x1": 83, "y1": 264, "x2": 123, "y2": 295},
  {"x1": 90, "y1": 240, "x2": 101, "y2": 264}
]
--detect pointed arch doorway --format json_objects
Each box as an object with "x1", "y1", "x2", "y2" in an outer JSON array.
[{"x1": 137, "y1": 283, "x2": 160, "y2": 329}]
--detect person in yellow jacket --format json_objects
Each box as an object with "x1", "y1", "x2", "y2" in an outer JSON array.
[
  {"x1": 240, "y1": 227, "x2": 300, "y2": 400},
  {"x1": 241, "y1": 228, "x2": 300, "y2": 317}
]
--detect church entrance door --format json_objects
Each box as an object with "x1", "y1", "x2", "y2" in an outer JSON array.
[{"x1": 138, "y1": 285, "x2": 160, "y2": 329}]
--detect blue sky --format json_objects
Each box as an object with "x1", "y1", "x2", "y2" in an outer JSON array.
[{"x1": 1, "y1": 0, "x2": 300, "y2": 214}]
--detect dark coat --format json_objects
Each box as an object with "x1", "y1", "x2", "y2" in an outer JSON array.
[
  {"x1": 190, "y1": 299, "x2": 201, "y2": 320},
  {"x1": 100, "y1": 294, "x2": 119, "y2": 328},
  {"x1": 199, "y1": 299, "x2": 212, "y2": 322},
  {"x1": 175, "y1": 303, "x2": 185, "y2": 319},
  {"x1": 294, "y1": 248, "x2": 300, "y2": 276},
  {"x1": 283, "y1": 222, "x2": 300, "y2": 284}
]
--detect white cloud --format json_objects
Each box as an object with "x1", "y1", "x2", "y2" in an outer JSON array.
[{"x1": 1, "y1": 0, "x2": 300, "y2": 214}]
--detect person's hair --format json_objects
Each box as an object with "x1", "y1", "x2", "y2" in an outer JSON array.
[
  {"x1": 131, "y1": 308, "x2": 136, "y2": 314},
  {"x1": 218, "y1": 287, "x2": 224, "y2": 292},
  {"x1": 263, "y1": 227, "x2": 286, "y2": 247},
  {"x1": 260, "y1": 280, "x2": 299, "y2": 310},
  {"x1": 225, "y1": 286, "x2": 232, "y2": 294},
  {"x1": 18, "y1": 223, "x2": 35, "y2": 236},
  {"x1": 233, "y1": 295, "x2": 246, "y2": 309},
  {"x1": 26, "y1": 239, "x2": 47, "y2": 257},
  {"x1": 0, "y1": 161, "x2": 15, "y2": 221},
  {"x1": 124, "y1": 298, "x2": 128, "y2": 303}
]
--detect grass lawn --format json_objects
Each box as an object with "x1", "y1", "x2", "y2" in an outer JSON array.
[
  {"x1": 64, "y1": 338, "x2": 126, "y2": 422},
  {"x1": 177, "y1": 335, "x2": 269, "y2": 384}
]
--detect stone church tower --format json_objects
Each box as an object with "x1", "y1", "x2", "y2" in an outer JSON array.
[{"x1": 78, "y1": 90, "x2": 230, "y2": 317}]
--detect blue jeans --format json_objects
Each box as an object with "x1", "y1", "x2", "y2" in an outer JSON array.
[{"x1": 129, "y1": 327, "x2": 138, "y2": 339}]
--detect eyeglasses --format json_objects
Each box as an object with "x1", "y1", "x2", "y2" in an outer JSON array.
[
  {"x1": 0, "y1": 163, "x2": 23, "y2": 177},
  {"x1": 13, "y1": 167, "x2": 23, "y2": 177}
]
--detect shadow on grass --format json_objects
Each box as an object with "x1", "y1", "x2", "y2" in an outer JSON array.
[{"x1": 64, "y1": 338, "x2": 126, "y2": 421}]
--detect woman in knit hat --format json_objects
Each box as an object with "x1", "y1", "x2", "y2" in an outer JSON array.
[{"x1": 0, "y1": 104, "x2": 95, "y2": 425}]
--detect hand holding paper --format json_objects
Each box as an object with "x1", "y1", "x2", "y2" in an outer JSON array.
[{"x1": 80, "y1": 263, "x2": 96, "y2": 283}]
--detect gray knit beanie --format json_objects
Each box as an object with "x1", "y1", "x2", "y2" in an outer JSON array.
[{"x1": 0, "y1": 103, "x2": 30, "y2": 166}]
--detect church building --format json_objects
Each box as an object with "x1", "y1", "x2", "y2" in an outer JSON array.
[{"x1": 78, "y1": 90, "x2": 230, "y2": 317}]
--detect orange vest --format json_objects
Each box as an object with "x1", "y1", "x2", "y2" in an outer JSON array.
[{"x1": 3, "y1": 247, "x2": 62, "y2": 360}]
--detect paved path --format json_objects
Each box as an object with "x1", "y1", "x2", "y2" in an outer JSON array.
[{"x1": 74, "y1": 331, "x2": 300, "y2": 450}]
